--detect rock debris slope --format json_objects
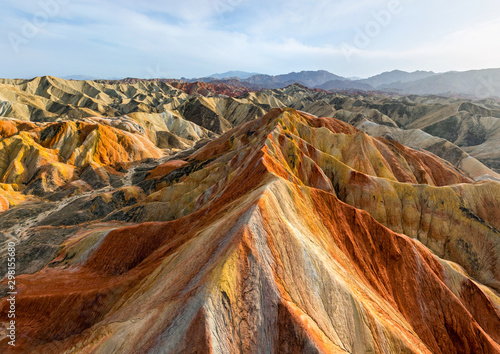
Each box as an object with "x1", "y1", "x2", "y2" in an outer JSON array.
[{"x1": 0, "y1": 106, "x2": 499, "y2": 353}]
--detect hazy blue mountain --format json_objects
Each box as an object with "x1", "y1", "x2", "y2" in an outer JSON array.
[
  {"x1": 208, "y1": 71, "x2": 261, "y2": 80},
  {"x1": 380, "y1": 68, "x2": 500, "y2": 98},
  {"x1": 62, "y1": 75, "x2": 96, "y2": 80},
  {"x1": 244, "y1": 70, "x2": 345, "y2": 89},
  {"x1": 357, "y1": 70, "x2": 436, "y2": 88}
]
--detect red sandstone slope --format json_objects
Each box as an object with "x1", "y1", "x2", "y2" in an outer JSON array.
[{"x1": 1, "y1": 109, "x2": 500, "y2": 353}]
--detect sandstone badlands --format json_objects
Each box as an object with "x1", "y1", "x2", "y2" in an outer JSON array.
[{"x1": 0, "y1": 77, "x2": 499, "y2": 353}]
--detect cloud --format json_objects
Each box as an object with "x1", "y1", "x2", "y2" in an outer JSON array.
[
  {"x1": 1, "y1": 0, "x2": 499, "y2": 78},
  {"x1": 339, "y1": 17, "x2": 500, "y2": 73}
]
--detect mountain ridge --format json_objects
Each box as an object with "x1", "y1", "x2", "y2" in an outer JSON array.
[
  {"x1": 207, "y1": 71, "x2": 261, "y2": 80},
  {"x1": 17, "y1": 67, "x2": 500, "y2": 98}
]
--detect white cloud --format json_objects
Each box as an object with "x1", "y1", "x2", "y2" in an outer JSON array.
[
  {"x1": 1, "y1": 0, "x2": 500, "y2": 78},
  {"x1": 338, "y1": 17, "x2": 500, "y2": 74}
]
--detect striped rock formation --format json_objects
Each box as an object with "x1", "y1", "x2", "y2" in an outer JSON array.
[{"x1": 1, "y1": 108, "x2": 499, "y2": 353}]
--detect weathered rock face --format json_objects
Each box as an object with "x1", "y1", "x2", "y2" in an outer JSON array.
[{"x1": 1, "y1": 107, "x2": 499, "y2": 353}]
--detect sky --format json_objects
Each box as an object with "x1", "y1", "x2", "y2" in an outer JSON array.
[{"x1": 1, "y1": 0, "x2": 500, "y2": 79}]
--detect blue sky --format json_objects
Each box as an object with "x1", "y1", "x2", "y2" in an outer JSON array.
[{"x1": 1, "y1": 0, "x2": 500, "y2": 79}]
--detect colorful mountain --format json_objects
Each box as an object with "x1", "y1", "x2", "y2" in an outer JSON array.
[{"x1": 0, "y1": 78, "x2": 499, "y2": 353}]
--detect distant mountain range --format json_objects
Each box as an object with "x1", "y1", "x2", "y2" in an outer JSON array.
[
  {"x1": 243, "y1": 70, "x2": 344, "y2": 89},
  {"x1": 62, "y1": 75, "x2": 97, "y2": 81},
  {"x1": 195, "y1": 70, "x2": 342, "y2": 89},
  {"x1": 61, "y1": 68, "x2": 500, "y2": 99},
  {"x1": 207, "y1": 71, "x2": 261, "y2": 80},
  {"x1": 378, "y1": 68, "x2": 500, "y2": 98},
  {"x1": 190, "y1": 68, "x2": 500, "y2": 99},
  {"x1": 357, "y1": 70, "x2": 436, "y2": 87}
]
